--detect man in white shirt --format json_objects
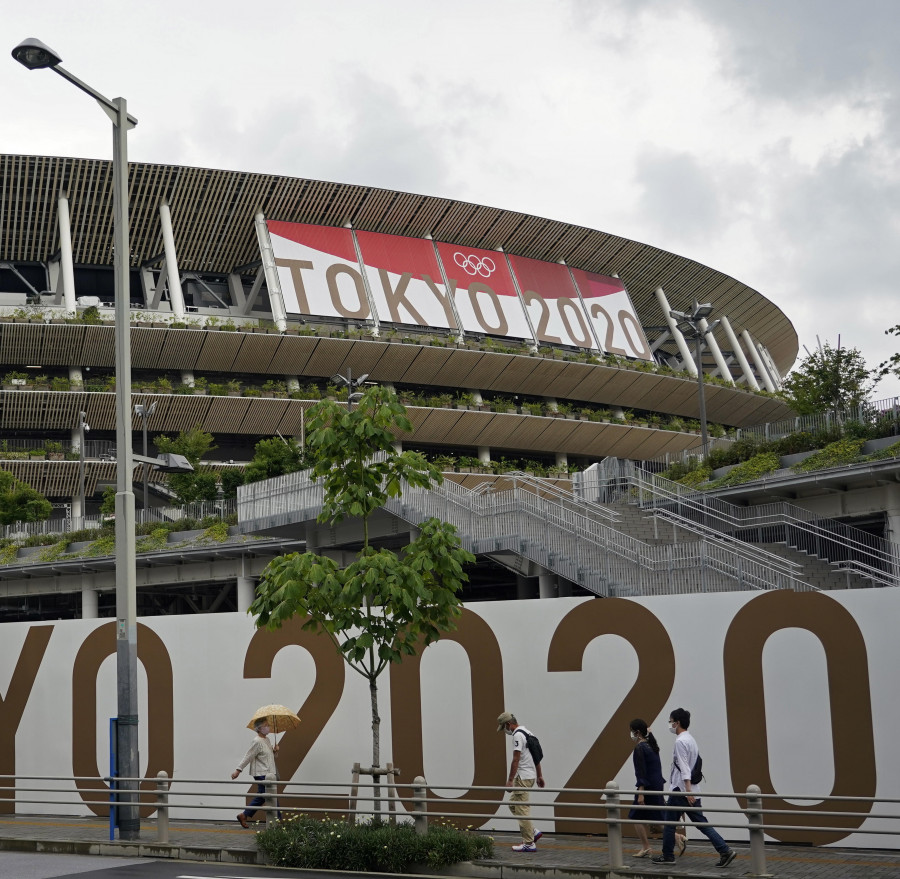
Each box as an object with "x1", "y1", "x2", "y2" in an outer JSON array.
[
  {"x1": 232, "y1": 718, "x2": 278, "y2": 827},
  {"x1": 651, "y1": 708, "x2": 735, "y2": 868},
  {"x1": 497, "y1": 711, "x2": 545, "y2": 852}
]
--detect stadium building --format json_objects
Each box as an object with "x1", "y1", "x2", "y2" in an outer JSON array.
[{"x1": 3, "y1": 153, "x2": 897, "y2": 621}]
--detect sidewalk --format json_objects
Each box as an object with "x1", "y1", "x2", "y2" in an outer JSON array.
[{"x1": 0, "y1": 815, "x2": 898, "y2": 878}]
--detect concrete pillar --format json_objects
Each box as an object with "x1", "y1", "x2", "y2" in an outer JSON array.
[
  {"x1": 285, "y1": 376, "x2": 300, "y2": 392},
  {"x1": 471, "y1": 390, "x2": 484, "y2": 407},
  {"x1": 699, "y1": 318, "x2": 734, "y2": 385},
  {"x1": 180, "y1": 370, "x2": 195, "y2": 387},
  {"x1": 741, "y1": 329, "x2": 776, "y2": 392},
  {"x1": 57, "y1": 193, "x2": 78, "y2": 315},
  {"x1": 477, "y1": 446, "x2": 491, "y2": 464},
  {"x1": 392, "y1": 441, "x2": 402, "y2": 453},
  {"x1": 555, "y1": 451, "x2": 568, "y2": 467},
  {"x1": 236, "y1": 577, "x2": 256, "y2": 613},
  {"x1": 538, "y1": 573, "x2": 557, "y2": 599},
  {"x1": 720, "y1": 316, "x2": 759, "y2": 390},
  {"x1": 71, "y1": 495, "x2": 84, "y2": 520},
  {"x1": 159, "y1": 201, "x2": 186, "y2": 320},
  {"x1": 69, "y1": 366, "x2": 83, "y2": 386},
  {"x1": 81, "y1": 588, "x2": 98, "y2": 619},
  {"x1": 546, "y1": 398, "x2": 559, "y2": 412},
  {"x1": 655, "y1": 287, "x2": 696, "y2": 376}
]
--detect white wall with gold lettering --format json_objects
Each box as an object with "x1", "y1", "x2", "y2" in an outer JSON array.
[{"x1": 0, "y1": 589, "x2": 895, "y2": 848}]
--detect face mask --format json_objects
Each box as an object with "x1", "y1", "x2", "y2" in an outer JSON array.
[
  {"x1": 505, "y1": 728, "x2": 513, "y2": 736},
  {"x1": 260, "y1": 725, "x2": 270, "y2": 735},
  {"x1": 630, "y1": 731, "x2": 638, "y2": 741},
  {"x1": 668, "y1": 724, "x2": 677, "y2": 735}
]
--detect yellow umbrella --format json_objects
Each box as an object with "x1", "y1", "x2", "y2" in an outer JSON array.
[{"x1": 247, "y1": 704, "x2": 301, "y2": 744}]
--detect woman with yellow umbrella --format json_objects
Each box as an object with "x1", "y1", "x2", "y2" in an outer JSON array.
[{"x1": 231, "y1": 704, "x2": 299, "y2": 827}]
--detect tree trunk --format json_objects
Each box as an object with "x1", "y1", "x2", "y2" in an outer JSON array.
[{"x1": 370, "y1": 676, "x2": 381, "y2": 816}]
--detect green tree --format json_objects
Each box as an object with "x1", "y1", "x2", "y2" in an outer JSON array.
[
  {"x1": 220, "y1": 467, "x2": 246, "y2": 500},
  {"x1": 245, "y1": 437, "x2": 311, "y2": 484},
  {"x1": 781, "y1": 341, "x2": 879, "y2": 415},
  {"x1": 155, "y1": 427, "x2": 218, "y2": 504},
  {"x1": 879, "y1": 324, "x2": 900, "y2": 381},
  {"x1": 100, "y1": 485, "x2": 116, "y2": 516},
  {"x1": 0, "y1": 470, "x2": 51, "y2": 525},
  {"x1": 250, "y1": 386, "x2": 474, "y2": 780}
]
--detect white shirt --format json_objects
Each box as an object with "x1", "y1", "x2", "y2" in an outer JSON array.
[
  {"x1": 669, "y1": 729, "x2": 700, "y2": 793},
  {"x1": 237, "y1": 734, "x2": 277, "y2": 777},
  {"x1": 512, "y1": 726, "x2": 537, "y2": 779}
]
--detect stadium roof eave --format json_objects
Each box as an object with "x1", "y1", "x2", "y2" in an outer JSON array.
[{"x1": 0, "y1": 154, "x2": 799, "y2": 373}]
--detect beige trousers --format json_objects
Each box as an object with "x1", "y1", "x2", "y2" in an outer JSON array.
[{"x1": 508, "y1": 776, "x2": 535, "y2": 843}]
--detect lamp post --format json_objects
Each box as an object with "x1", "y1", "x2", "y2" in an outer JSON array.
[
  {"x1": 331, "y1": 368, "x2": 369, "y2": 410},
  {"x1": 78, "y1": 411, "x2": 90, "y2": 526},
  {"x1": 135, "y1": 402, "x2": 157, "y2": 510},
  {"x1": 669, "y1": 301, "x2": 720, "y2": 456},
  {"x1": 13, "y1": 37, "x2": 142, "y2": 841}
]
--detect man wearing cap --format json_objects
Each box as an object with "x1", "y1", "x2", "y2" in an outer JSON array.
[{"x1": 497, "y1": 711, "x2": 545, "y2": 852}]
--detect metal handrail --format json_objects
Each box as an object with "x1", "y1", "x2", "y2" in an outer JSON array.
[
  {"x1": 582, "y1": 457, "x2": 900, "y2": 587},
  {"x1": 1, "y1": 772, "x2": 897, "y2": 876},
  {"x1": 238, "y1": 465, "x2": 817, "y2": 596}
]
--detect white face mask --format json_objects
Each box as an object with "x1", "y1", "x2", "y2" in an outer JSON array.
[
  {"x1": 668, "y1": 724, "x2": 677, "y2": 735},
  {"x1": 630, "y1": 731, "x2": 638, "y2": 741},
  {"x1": 505, "y1": 727, "x2": 513, "y2": 736}
]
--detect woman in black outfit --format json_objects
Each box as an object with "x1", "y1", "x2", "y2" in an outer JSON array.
[{"x1": 627, "y1": 718, "x2": 670, "y2": 858}]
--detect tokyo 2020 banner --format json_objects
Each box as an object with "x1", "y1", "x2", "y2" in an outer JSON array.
[
  {"x1": 266, "y1": 220, "x2": 653, "y2": 360},
  {"x1": 0, "y1": 589, "x2": 895, "y2": 849}
]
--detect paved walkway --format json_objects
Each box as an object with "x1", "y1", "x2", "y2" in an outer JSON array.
[{"x1": 0, "y1": 815, "x2": 898, "y2": 878}]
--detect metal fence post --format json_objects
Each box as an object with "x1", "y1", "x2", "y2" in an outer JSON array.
[
  {"x1": 264, "y1": 772, "x2": 277, "y2": 828},
  {"x1": 745, "y1": 784, "x2": 770, "y2": 876},
  {"x1": 155, "y1": 770, "x2": 169, "y2": 843},
  {"x1": 412, "y1": 775, "x2": 428, "y2": 835},
  {"x1": 606, "y1": 780, "x2": 623, "y2": 870}
]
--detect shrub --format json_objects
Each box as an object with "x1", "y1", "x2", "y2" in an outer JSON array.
[
  {"x1": 792, "y1": 438, "x2": 867, "y2": 472},
  {"x1": 709, "y1": 452, "x2": 781, "y2": 488},
  {"x1": 255, "y1": 815, "x2": 493, "y2": 872},
  {"x1": 868, "y1": 440, "x2": 900, "y2": 461}
]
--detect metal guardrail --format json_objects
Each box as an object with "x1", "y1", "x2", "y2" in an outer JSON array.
[
  {"x1": 0, "y1": 438, "x2": 115, "y2": 459},
  {"x1": 238, "y1": 465, "x2": 817, "y2": 596},
  {"x1": 2, "y1": 773, "x2": 898, "y2": 875},
  {"x1": 580, "y1": 458, "x2": 900, "y2": 588},
  {"x1": 0, "y1": 498, "x2": 236, "y2": 543}
]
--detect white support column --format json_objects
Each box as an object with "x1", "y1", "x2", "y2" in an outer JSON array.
[
  {"x1": 477, "y1": 446, "x2": 491, "y2": 464},
  {"x1": 57, "y1": 192, "x2": 77, "y2": 315},
  {"x1": 254, "y1": 212, "x2": 288, "y2": 332},
  {"x1": 236, "y1": 577, "x2": 256, "y2": 613},
  {"x1": 159, "y1": 201, "x2": 186, "y2": 320},
  {"x1": 699, "y1": 318, "x2": 734, "y2": 385},
  {"x1": 285, "y1": 376, "x2": 300, "y2": 393},
  {"x1": 741, "y1": 329, "x2": 776, "y2": 392},
  {"x1": 655, "y1": 287, "x2": 696, "y2": 375},
  {"x1": 758, "y1": 343, "x2": 783, "y2": 388},
  {"x1": 81, "y1": 588, "x2": 99, "y2": 619},
  {"x1": 720, "y1": 315, "x2": 759, "y2": 390},
  {"x1": 753, "y1": 340, "x2": 780, "y2": 391},
  {"x1": 392, "y1": 441, "x2": 403, "y2": 453},
  {"x1": 555, "y1": 451, "x2": 568, "y2": 467},
  {"x1": 69, "y1": 366, "x2": 83, "y2": 386}
]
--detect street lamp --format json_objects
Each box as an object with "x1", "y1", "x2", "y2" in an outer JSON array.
[
  {"x1": 331, "y1": 368, "x2": 369, "y2": 410},
  {"x1": 13, "y1": 37, "x2": 142, "y2": 841},
  {"x1": 669, "y1": 301, "x2": 720, "y2": 455},
  {"x1": 78, "y1": 411, "x2": 90, "y2": 525},
  {"x1": 134, "y1": 402, "x2": 157, "y2": 510}
]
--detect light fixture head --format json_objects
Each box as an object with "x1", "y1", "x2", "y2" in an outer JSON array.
[
  {"x1": 356, "y1": 373, "x2": 369, "y2": 385},
  {"x1": 11, "y1": 37, "x2": 62, "y2": 70},
  {"x1": 692, "y1": 302, "x2": 714, "y2": 321},
  {"x1": 153, "y1": 453, "x2": 194, "y2": 473},
  {"x1": 331, "y1": 373, "x2": 346, "y2": 385}
]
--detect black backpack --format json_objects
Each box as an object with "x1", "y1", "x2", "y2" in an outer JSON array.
[
  {"x1": 518, "y1": 727, "x2": 544, "y2": 765},
  {"x1": 690, "y1": 753, "x2": 703, "y2": 785}
]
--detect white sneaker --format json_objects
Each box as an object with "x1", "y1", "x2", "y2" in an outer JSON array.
[
  {"x1": 512, "y1": 842, "x2": 537, "y2": 852},
  {"x1": 534, "y1": 830, "x2": 543, "y2": 842}
]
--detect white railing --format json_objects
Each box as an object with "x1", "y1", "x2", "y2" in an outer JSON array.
[
  {"x1": 580, "y1": 458, "x2": 900, "y2": 588},
  {"x1": 238, "y1": 467, "x2": 817, "y2": 596}
]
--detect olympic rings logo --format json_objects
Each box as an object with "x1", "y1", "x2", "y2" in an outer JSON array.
[{"x1": 454, "y1": 252, "x2": 496, "y2": 277}]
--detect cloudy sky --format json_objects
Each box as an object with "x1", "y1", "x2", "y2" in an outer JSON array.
[{"x1": 4, "y1": 0, "x2": 899, "y2": 397}]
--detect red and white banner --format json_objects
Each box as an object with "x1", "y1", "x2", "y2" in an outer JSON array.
[
  {"x1": 569, "y1": 269, "x2": 654, "y2": 360},
  {"x1": 356, "y1": 231, "x2": 457, "y2": 330},
  {"x1": 268, "y1": 221, "x2": 370, "y2": 320},
  {"x1": 435, "y1": 243, "x2": 533, "y2": 341},
  {"x1": 508, "y1": 256, "x2": 595, "y2": 349}
]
